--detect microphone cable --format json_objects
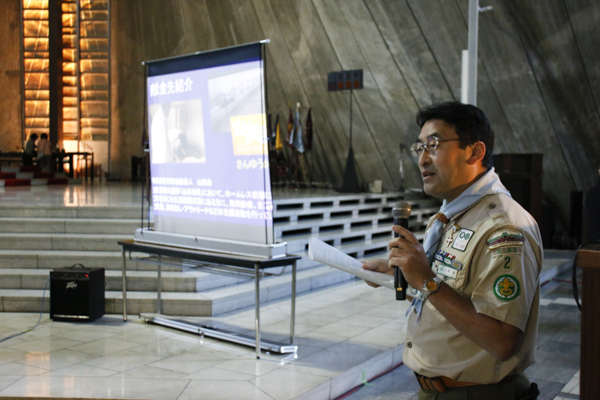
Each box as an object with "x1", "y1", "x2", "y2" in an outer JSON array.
[{"x1": 0, "y1": 276, "x2": 50, "y2": 343}]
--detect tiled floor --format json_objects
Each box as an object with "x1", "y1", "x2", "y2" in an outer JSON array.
[
  {"x1": 0, "y1": 268, "x2": 582, "y2": 400},
  {"x1": 0, "y1": 279, "x2": 410, "y2": 399},
  {"x1": 0, "y1": 182, "x2": 583, "y2": 399}
]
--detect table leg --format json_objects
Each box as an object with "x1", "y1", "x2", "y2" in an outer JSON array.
[
  {"x1": 157, "y1": 255, "x2": 162, "y2": 314},
  {"x1": 290, "y1": 261, "x2": 296, "y2": 344},
  {"x1": 255, "y1": 263, "x2": 261, "y2": 359},
  {"x1": 85, "y1": 155, "x2": 89, "y2": 181},
  {"x1": 122, "y1": 249, "x2": 128, "y2": 321},
  {"x1": 91, "y1": 153, "x2": 94, "y2": 181}
]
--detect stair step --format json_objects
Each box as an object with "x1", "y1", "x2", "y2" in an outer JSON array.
[
  {"x1": 0, "y1": 250, "x2": 180, "y2": 271},
  {"x1": 0, "y1": 205, "x2": 141, "y2": 219},
  {"x1": 0, "y1": 217, "x2": 147, "y2": 234},
  {"x1": 0, "y1": 233, "x2": 132, "y2": 251},
  {"x1": 0, "y1": 189, "x2": 439, "y2": 318},
  {"x1": 0, "y1": 268, "x2": 245, "y2": 292},
  {"x1": 0, "y1": 265, "x2": 357, "y2": 316}
]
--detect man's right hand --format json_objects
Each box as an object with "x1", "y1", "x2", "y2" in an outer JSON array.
[{"x1": 361, "y1": 258, "x2": 393, "y2": 287}]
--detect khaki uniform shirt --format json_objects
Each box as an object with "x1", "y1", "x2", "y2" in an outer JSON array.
[{"x1": 403, "y1": 193, "x2": 543, "y2": 384}]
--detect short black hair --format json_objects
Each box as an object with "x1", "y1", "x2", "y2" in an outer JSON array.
[
  {"x1": 29, "y1": 133, "x2": 38, "y2": 140},
  {"x1": 40, "y1": 133, "x2": 48, "y2": 139},
  {"x1": 416, "y1": 101, "x2": 494, "y2": 168}
]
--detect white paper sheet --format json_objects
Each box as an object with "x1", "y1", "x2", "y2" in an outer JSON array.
[{"x1": 308, "y1": 237, "x2": 394, "y2": 289}]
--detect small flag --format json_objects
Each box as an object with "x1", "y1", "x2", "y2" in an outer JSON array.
[
  {"x1": 292, "y1": 108, "x2": 304, "y2": 153},
  {"x1": 305, "y1": 107, "x2": 313, "y2": 150},
  {"x1": 275, "y1": 113, "x2": 283, "y2": 151},
  {"x1": 287, "y1": 107, "x2": 294, "y2": 148},
  {"x1": 267, "y1": 112, "x2": 273, "y2": 149}
]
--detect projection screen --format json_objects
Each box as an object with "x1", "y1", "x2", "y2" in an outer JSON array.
[{"x1": 142, "y1": 42, "x2": 275, "y2": 250}]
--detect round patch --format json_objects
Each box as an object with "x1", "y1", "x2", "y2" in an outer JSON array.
[{"x1": 493, "y1": 275, "x2": 520, "y2": 301}]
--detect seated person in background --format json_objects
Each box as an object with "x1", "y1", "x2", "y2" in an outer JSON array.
[
  {"x1": 36, "y1": 133, "x2": 54, "y2": 172},
  {"x1": 22, "y1": 133, "x2": 38, "y2": 166}
]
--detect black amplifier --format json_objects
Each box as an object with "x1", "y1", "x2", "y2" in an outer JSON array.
[{"x1": 50, "y1": 267, "x2": 105, "y2": 322}]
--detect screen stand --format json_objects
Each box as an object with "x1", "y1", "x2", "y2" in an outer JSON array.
[{"x1": 134, "y1": 228, "x2": 287, "y2": 259}]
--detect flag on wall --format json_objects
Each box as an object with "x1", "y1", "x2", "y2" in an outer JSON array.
[
  {"x1": 287, "y1": 108, "x2": 294, "y2": 147},
  {"x1": 305, "y1": 107, "x2": 313, "y2": 151},
  {"x1": 267, "y1": 112, "x2": 273, "y2": 150},
  {"x1": 275, "y1": 113, "x2": 283, "y2": 150},
  {"x1": 291, "y1": 108, "x2": 304, "y2": 153}
]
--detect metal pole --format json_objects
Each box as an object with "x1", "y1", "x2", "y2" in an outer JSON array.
[
  {"x1": 255, "y1": 263, "x2": 261, "y2": 359},
  {"x1": 157, "y1": 255, "x2": 162, "y2": 314},
  {"x1": 467, "y1": 0, "x2": 479, "y2": 106},
  {"x1": 290, "y1": 261, "x2": 296, "y2": 344},
  {"x1": 122, "y1": 249, "x2": 127, "y2": 321},
  {"x1": 349, "y1": 87, "x2": 353, "y2": 148}
]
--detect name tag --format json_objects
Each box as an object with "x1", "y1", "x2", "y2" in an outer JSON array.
[
  {"x1": 437, "y1": 262, "x2": 459, "y2": 279},
  {"x1": 433, "y1": 249, "x2": 463, "y2": 280}
]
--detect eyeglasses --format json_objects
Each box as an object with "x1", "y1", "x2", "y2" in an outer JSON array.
[{"x1": 410, "y1": 137, "x2": 463, "y2": 156}]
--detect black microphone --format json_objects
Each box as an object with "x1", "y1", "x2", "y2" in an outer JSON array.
[{"x1": 392, "y1": 201, "x2": 411, "y2": 300}]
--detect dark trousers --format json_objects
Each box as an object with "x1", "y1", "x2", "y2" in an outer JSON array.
[
  {"x1": 418, "y1": 374, "x2": 535, "y2": 400},
  {"x1": 22, "y1": 153, "x2": 33, "y2": 166}
]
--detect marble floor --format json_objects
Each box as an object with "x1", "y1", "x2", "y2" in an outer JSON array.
[
  {"x1": 0, "y1": 182, "x2": 583, "y2": 399},
  {"x1": 0, "y1": 268, "x2": 582, "y2": 400},
  {"x1": 0, "y1": 279, "x2": 410, "y2": 400}
]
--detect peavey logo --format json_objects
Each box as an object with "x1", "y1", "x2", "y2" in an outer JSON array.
[{"x1": 66, "y1": 281, "x2": 78, "y2": 289}]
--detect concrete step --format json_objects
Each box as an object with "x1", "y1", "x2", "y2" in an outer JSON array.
[
  {"x1": 0, "y1": 268, "x2": 246, "y2": 292},
  {"x1": 0, "y1": 205, "x2": 141, "y2": 219},
  {"x1": 0, "y1": 233, "x2": 132, "y2": 251},
  {"x1": 0, "y1": 217, "x2": 147, "y2": 234},
  {"x1": 0, "y1": 265, "x2": 357, "y2": 316},
  {"x1": 0, "y1": 250, "x2": 180, "y2": 271}
]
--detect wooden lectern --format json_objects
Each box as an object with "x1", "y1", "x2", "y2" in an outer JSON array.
[{"x1": 577, "y1": 243, "x2": 600, "y2": 400}]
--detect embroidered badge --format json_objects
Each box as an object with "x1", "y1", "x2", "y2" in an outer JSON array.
[
  {"x1": 493, "y1": 275, "x2": 520, "y2": 301},
  {"x1": 491, "y1": 246, "x2": 523, "y2": 258},
  {"x1": 487, "y1": 228, "x2": 524, "y2": 249},
  {"x1": 451, "y1": 229, "x2": 474, "y2": 252}
]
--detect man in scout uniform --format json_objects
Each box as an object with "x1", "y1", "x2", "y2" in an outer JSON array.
[{"x1": 364, "y1": 102, "x2": 542, "y2": 399}]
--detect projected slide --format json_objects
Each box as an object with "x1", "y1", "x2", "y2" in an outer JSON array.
[{"x1": 146, "y1": 43, "x2": 273, "y2": 245}]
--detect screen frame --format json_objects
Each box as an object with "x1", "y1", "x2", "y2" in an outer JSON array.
[{"x1": 142, "y1": 40, "x2": 275, "y2": 248}]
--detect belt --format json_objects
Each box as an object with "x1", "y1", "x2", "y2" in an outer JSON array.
[{"x1": 415, "y1": 372, "x2": 480, "y2": 392}]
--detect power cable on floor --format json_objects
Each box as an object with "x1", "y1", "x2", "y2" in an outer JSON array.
[
  {"x1": 334, "y1": 361, "x2": 405, "y2": 400},
  {"x1": 0, "y1": 276, "x2": 50, "y2": 343}
]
